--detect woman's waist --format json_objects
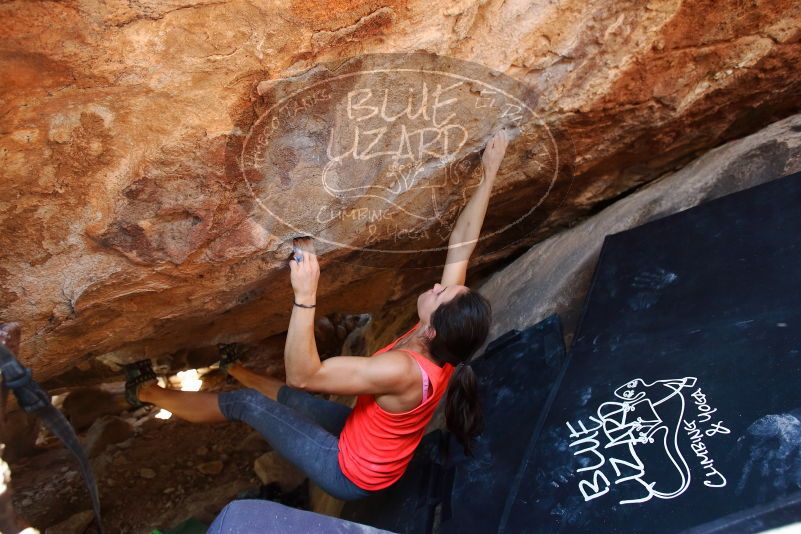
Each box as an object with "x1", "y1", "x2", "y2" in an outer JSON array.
[{"x1": 339, "y1": 415, "x2": 427, "y2": 455}]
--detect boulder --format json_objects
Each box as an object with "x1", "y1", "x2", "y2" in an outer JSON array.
[
  {"x1": 62, "y1": 388, "x2": 126, "y2": 431},
  {"x1": 82, "y1": 415, "x2": 134, "y2": 458},
  {"x1": 44, "y1": 510, "x2": 94, "y2": 534},
  {"x1": 0, "y1": 403, "x2": 40, "y2": 462},
  {"x1": 236, "y1": 431, "x2": 271, "y2": 454},
  {"x1": 0, "y1": 0, "x2": 799, "y2": 387},
  {"x1": 253, "y1": 451, "x2": 306, "y2": 492}
]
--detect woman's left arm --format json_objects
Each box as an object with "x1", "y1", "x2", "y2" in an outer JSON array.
[
  {"x1": 284, "y1": 237, "x2": 323, "y2": 387},
  {"x1": 284, "y1": 237, "x2": 411, "y2": 394},
  {"x1": 441, "y1": 129, "x2": 509, "y2": 286}
]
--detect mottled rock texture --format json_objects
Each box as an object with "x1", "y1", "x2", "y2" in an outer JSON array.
[{"x1": 1, "y1": 0, "x2": 800, "y2": 384}]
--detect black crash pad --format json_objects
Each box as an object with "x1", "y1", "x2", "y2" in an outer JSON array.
[
  {"x1": 439, "y1": 314, "x2": 568, "y2": 534},
  {"x1": 500, "y1": 171, "x2": 801, "y2": 533}
]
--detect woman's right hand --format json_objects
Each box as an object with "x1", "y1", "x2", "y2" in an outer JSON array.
[{"x1": 481, "y1": 129, "x2": 509, "y2": 177}]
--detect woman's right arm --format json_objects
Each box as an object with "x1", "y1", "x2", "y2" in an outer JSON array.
[{"x1": 440, "y1": 129, "x2": 509, "y2": 286}]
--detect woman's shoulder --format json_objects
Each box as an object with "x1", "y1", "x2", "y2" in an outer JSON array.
[
  {"x1": 371, "y1": 348, "x2": 416, "y2": 365},
  {"x1": 369, "y1": 350, "x2": 423, "y2": 388},
  {"x1": 373, "y1": 349, "x2": 421, "y2": 370}
]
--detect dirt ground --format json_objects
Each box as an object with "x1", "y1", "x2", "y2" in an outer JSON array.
[
  {"x1": 8, "y1": 386, "x2": 313, "y2": 533},
  {"x1": 5, "y1": 326, "x2": 364, "y2": 533}
]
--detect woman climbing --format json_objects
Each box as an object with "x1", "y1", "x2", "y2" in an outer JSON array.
[{"x1": 124, "y1": 129, "x2": 509, "y2": 501}]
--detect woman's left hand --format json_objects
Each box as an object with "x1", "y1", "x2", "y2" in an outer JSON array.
[
  {"x1": 481, "y1": 129, "x2": 509, "y2": 177},
  {"x1": 289, "y1": 237, "x2": 319, "y2": 303}
]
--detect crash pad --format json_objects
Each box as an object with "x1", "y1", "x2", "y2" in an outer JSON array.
[
  {"x1": 206, "y1": 499, "x2": 395, "y2": 534},
  {"x1": 439, "y1": 314, "x2": 567, "y2": 533},
  {"x1": 500, "y1": 171, "x2": 801, "y2": 533}
]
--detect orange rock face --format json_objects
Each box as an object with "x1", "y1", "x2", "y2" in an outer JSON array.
[{"x1": 0, "y1": 0, "x2": 799, "y2": 384}]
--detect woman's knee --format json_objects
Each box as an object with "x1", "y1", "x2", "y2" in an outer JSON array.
[{"x1": 217, "y1": 388, "x2": 269, "y2": 422}]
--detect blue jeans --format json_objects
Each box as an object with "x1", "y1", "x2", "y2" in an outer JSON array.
[{"x1": 217, "y1": 385, "x2": 377, "y2": 501}]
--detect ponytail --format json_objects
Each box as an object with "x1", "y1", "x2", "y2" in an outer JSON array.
[
  {"x1": 428, "y1": 289, "x2": 492, "y2": 457},
  {"x1": 444, "y1": 362, "x2": 483, "y2": 456}
]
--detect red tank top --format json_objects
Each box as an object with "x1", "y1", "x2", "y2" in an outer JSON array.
[{"x1": 337, "y1": 322, "x2": 455, "y2": 491}]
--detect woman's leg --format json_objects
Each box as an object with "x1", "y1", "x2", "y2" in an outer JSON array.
[
  {"x1": 225, "y1": 363, "x2": 352, "y2": 435},
  {"x1": 276, "y1": 385, "x2": 352, "y2": 436},
  {"x1": 226, "y1": 363, "x2": 283, "y2": 401},
  {"x1": 135, "y1": 374, "x2": 350, "y2": 431},
  {"x1": 138, "y1": 383, "x2": 226, "y2": 423},
  {"x1": 218, "y1": 388, "x2": 373, "y2": 501}
]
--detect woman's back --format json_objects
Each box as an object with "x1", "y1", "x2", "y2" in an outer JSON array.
[{"x1": 337, "y1": 324, "x2": 455, "y2": 491}]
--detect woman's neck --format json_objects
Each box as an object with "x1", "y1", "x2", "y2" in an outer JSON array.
[
  {"x1": 396, "y1": 329, "x2": 425, "y2": 350},
  {"x1": 396, "y1": 326, "x2": 442, "y2": 366}
]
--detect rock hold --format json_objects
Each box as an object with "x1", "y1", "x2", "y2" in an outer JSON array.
[{"x1": 236, "y1": 431, "x2": 270, "y2": 454}]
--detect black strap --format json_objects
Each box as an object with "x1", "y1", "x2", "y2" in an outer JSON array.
[{"x1": 0, "y1": 344, "x2": 104, "y2": 533}]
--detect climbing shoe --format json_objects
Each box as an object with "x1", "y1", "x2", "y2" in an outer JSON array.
[
  {"x1": 217, "y1": 343, "x2": 245, "y2": 374},
  {"x1": 124, "y1": 358, "x2": 158, "y2": 408}
]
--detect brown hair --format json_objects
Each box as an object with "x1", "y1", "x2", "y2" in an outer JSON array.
[{"x1": 427, "y1": 289, "x2": 492, "y2": 456}]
